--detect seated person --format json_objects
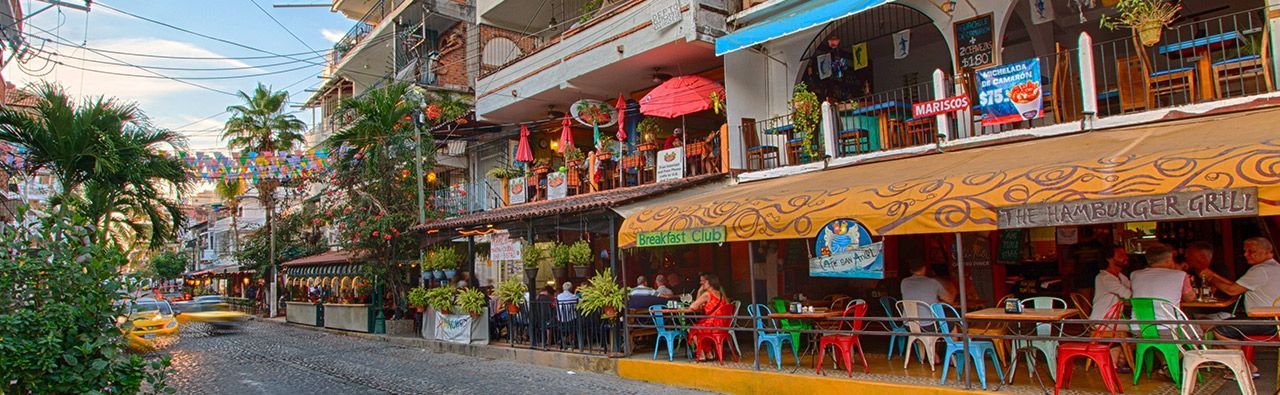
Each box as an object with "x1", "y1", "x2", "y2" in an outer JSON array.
[
  {"x1": 1130, "y1": 244, "x2": 1196, "y2": 332},
  {"x1": 900, "y1": 261, "x2": 955, "y2": 305},
  {"x1": 1090, "y1": 245, "x2": 1133, "y2": 372},
  {"x1": 1199, "y1": 237, "x2": 1280, "y2": 376},
  {"x1": 663, "y1": 129, "x2": 684, "y2": 150},
  {"x1": 630, "y1": 276, "x2": 657, "y2": 297},
  {"x1": 654, "y1": 274, "x2": 675, "y2": 299}
]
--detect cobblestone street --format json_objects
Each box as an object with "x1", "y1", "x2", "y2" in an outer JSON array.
[{"x1": 164, "y1": 321, "x2": 709, "y2": 395}]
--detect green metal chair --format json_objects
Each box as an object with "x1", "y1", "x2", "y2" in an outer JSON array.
[
  {"x1": 1130, "y1": 297, "x2": 1187, "y2": 387},
  {"x1": 771, "y1": 297, "x2": 810, "y2": 356}
]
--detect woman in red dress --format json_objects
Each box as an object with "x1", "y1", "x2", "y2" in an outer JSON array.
[{"x1": 686, "y1": 274, "x2": 733, "y2": 361}]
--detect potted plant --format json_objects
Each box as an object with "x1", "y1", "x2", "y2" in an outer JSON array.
[
  {"x1": 495, "y1": 278, "x2": 527, "y2": 314},
  {"x1": 792, "y1": 82, "x2": 822, "y2": 162},
  {"x1": 428, "y1": 246, "x2": 461, "y2": 280},
  {"x1": 1100, "y1": 0, "x2": 1181, "y2": 47},
  {"x1": 521, "y1": 242, "x2": 542, "y2": 282},
  {"x1": 488, "y1": 166, "x2": 524, "y2": 206},
  {"x1": 550, "y1": 242, "x2": 571, "y2": 279},
  {"x1": 455, "y1": 287, "x2": 488, "y2": 318},
  {"x1": 564, "y1": 146, "x2": 585, "y2": 168},
  {"x1": 425, "y1": 286, "x2": 456, "y2": 315},
  {"x1": 596, "y1": 136, "x2": 616, "y2": 160},
  {"x1": 532, "y1": 158, "x2": 551, "y2": 175},
  {"x1": 636, "y1": 118, "x2": 661, "y2": 151},
  {"x1": 407, "y1": 287, "x2": 429, "y2": 312},
  {"x1": 568, "y1": 240, "x2": 593, "y2": 278},
  {"x1": 576, "y1": 267, "x2": 627, "y2": 319}
]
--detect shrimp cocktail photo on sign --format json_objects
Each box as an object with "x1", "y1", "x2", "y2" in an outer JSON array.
[
  {"x1": 976, "y1": 58, "x2": 1042, "y2": 126},
  {"x1": 809, "y1": 219, "x2": 884, "y2": 279}
]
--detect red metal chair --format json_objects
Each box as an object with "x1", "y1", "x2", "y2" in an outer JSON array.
[
  {"x1": 1054, "y1": 302, "x2": 1125, "y2": 395},
  {"x1": 691, "y1": 331, "x2": 738, "y2": 365},
  {"x1": 816, "y1": 301, "x2": 870, "y2": 377}
]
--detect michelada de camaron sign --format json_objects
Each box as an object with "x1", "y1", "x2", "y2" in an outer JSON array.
[
  {"x1": 810, "y1": 219, "x2": 884, "y2": 279},
  {"x1": 636, "y1": 226, "x2": 726, "y2": 247},
  {"x1": 976, "y1": 58, "x2": 1042, "y2": 126}
]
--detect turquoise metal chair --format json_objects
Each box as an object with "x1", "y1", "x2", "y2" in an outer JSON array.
[
  {"x1": 879, "y1": 296, "x2": 910, "y2": 361},
  {"x1": 747, "y1": 303, "x2": 800, "y2": 370},
  {"x1": 932, "y1": 303, "x2": 1004, "y2": 389},
  {"x1": 649, "y1": 305, "x2": 690, "y2": 361},
  {"x1": 1014, "y1": 296, "x2": 1066, "y2": 382}
]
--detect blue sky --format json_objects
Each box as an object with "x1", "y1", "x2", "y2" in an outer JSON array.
[{"x1": 4, "y1": 0, "x2": 353, "y2": 151}]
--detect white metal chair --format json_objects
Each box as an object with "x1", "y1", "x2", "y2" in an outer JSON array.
[
  {"x1": 896, "y1": 299, "x2": 940, "y2": 370},
  {"x1": 728, "y1": 300, "x2": 743, "y2": 358},
  {"x1": 1160, "y1": 302, "x2": 1257, "y2": 395}
]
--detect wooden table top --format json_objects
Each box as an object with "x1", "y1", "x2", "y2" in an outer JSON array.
[
  {"x1": 1182, "y1": 295, "x2": 1239, "y2": 309},
  {"x1": 966, "y1": 308, "x2": 1078, "y2": 321},
  {"x1": 1247, "y1": 307, "x2": 1280, "y2": 318}
]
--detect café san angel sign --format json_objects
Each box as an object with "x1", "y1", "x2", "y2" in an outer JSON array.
[
  {"x1": 998, "y1": 188, "x2": 1258, "y2": 229},
  {"x1": 810, "y1": 219, "x2": 884, "y2": 279}
]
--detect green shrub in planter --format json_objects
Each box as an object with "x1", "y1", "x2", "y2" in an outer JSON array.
[
  {"x1": 455, "y1": 287, "x2": 488, "y2": 317},
  {"x1": 407, "y1": 287, "x2": 429, "y2": 311},
  {"x1": 576, "y1": 267, "x2": 628, "y2": 318},
  {"x1": 495, "y1": 278, "x2": 527, "y2": 312},
  {"x1": 425, "y1": 286, "x2": 456, "y2": 314},
  {"x1": 521, "y1": 243, "x2": 542, "y2": 269},
  {"x1": 550, "y1": 242, "x2": 572, "y2": 268}
]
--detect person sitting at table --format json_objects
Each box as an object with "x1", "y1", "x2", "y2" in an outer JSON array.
[
  {"x1": 663, "y1": 128, "x2": 684, "y2": 150},
  {"x1": 1199, "y1": 237, "x2": 1280, "y2": 377},
  {"x1": 630, "y1": 276, "x2": 657, "y2": 297},
  {"x1": 1131, "y1": 244, "x2": 1197, "y2": 321},
  {"x1": 685, "y1": 273, "x2": 734, "y2": 362},
  {"x1": 654, "y1": 274, "x2": 675, "y2": 299},
  {"x1": 557, "y1": 282, "x2": 579, "y2": 304},
  {"x1": 900, "y1": 261, "x2": 955, "y2": 305},
  {"x1": 1090, "y1": 244, "x2": 1133, "y2": 373}
]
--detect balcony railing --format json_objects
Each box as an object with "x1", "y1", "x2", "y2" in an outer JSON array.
[
  {"x1": 478, "y1": 0, "x2": 641, "y2": 78},
  {"x1": 432, "y1": 181, "x2": 501, "y2": 217},
  {"x1": 329, "y1": 0, "x2": 408, "y2": 68}
]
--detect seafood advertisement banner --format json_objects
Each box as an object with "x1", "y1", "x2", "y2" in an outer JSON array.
[
  {"x1": 508, "y1": 177, "x2": 527, "y2": 205},
  {"x1": 809, "y1": 219, "x2": 884, "y2": 279},
  {"x1": 656, "y1": 146, "x2": 684, "y2": 183},
  {"x1": 546, "y1": 172, "x2": 567, "y2": 200},
  {"x1": 976, "y1": 58, "x2": 1042, "y2": 126}
]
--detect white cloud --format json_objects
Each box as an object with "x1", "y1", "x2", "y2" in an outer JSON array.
[{"x1": 321, "y1": 29, "x2": 344, "y2": 43}]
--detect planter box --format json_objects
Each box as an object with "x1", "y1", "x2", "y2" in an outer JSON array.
[
  {"x1": 422, "y1": 307, "x2": 489, "y2": 345},
  {"x1": 285, "y1": 301, "x2": 322, "y2": 326},
  {"x1": 323, "y1": 303, "x2": 372, "y2": 333}
]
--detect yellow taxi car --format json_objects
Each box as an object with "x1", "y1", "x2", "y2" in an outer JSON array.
[{"x1": 123, "y1": 298, "x2": 180, "y2": 351}]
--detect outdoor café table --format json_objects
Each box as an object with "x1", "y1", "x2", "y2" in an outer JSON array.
[
  {"x1": 967, "y1": 308, "x2": 1078, "y2": 387},
  {"x1": 1157, "y1": 31, "x2": 1247, "y2": 101},
  {"x1": 767, "y1": 308, "x2": 839, "y2": 369},
  {"x1": 1181, "y1": 294, "x2": 1239, "y2": 309},
  {"x1": 1247, "y1": 307, "x2": 1280, "y2": 395},
  {"x1": 847, "y1": 101, "x2": 911, "y2": 150}
]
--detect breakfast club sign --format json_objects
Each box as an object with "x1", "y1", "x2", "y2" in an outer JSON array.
[
  {"x1": 636, "y1": 226, "x2": 726, "y2": 247},
  {"x1": 809, "y1": 219, "x2": 884, "y2": 279},
  {"x1": 998, "y1": 188, "x2": 1259, "y2": 229},
  {"x1": 976, "y1": 58, "x2": 1042, "y2": 126}
]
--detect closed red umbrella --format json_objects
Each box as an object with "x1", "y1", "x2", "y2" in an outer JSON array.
[
  {"x1": 558, "y1": 114, "x2": 574, "y2": 153},
  {"x1": 515, "y1": 124, "x2": 534, "y2": 163},
  {"x1": 615, "y1": 94, "x2": 627, "y2": 141},
  {"x1": 639, "y1": 75, "x2": 725, "y2": 118}
]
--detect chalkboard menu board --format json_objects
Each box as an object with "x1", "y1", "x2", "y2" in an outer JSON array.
[
  {"x1": 998, "y1": 229, "x2": 1023, "y2": 262},
  {"x1": 954, "y1": 14, "x2": 994, "y2": 70}
]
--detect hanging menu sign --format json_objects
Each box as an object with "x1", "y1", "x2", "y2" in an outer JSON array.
[
  {"x1": 954, "y1": 14, "x2": 994, "y2": 70},
  {"x1": 997, "y1": 188, "x2": 1258, "y2": 229}
]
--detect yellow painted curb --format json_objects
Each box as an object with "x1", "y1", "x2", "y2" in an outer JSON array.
[{"x1": 616, "y1": 359, "x2": 985, "y2": 395}]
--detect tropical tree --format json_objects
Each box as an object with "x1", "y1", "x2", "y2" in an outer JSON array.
[
  {"x1": 214, "y1": 178, "x2": 247, "y2": 258},
  {"x1": 223, "y1": 83, "x2": 306, "y2": 314},
  {"x1": 0, "y1": 83, "x2": 193, "y2": 249}
]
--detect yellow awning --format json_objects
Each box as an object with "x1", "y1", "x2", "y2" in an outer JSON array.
[{"x1": 619, "y1": 107, "x2": 1280, "y2": 247}]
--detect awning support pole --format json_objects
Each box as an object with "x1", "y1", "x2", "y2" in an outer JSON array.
[
  {"x1": 749, "y1": 241, "x2": 760, "y2": 371},
  {"x1": 957, "y1": 233, "x2": 972, "y2": 389}
]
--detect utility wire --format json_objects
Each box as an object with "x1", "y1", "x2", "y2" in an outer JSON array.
[{"x1": 247, "y1": 0, "x2": 324, "y2": 57}]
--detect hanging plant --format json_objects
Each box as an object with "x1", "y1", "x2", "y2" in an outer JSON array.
[
  {"x1": 425, "y1": 286, "x2": 456, "y2": 313},
  {"x1": 636, "y1": 118, "x2": 661, "y2": 142},
  {"x1": 1100, "y1": 0, "x2": 1181, "y2": 46},
  {"x1": 792, "y1": 82, "x2": 822, "y2": 161}
]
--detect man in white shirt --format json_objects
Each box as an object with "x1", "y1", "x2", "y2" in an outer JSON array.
[
  {"x1": 900, "y1": 261, "x2": 954, "y2": 305},
  {"x1": 1130, "y1": 244, "x2": 1196, "y2": 319},
  {"x1": 654, "y1": 275, "x2": 675, "y2": 298},
  {"x1": 630, "y1": 276, "x2": 657, "y2": 297},
  {"x1": 1201, "y1": 237, "x2": 1280, "y2": 375},
  {"x1": 557, "y1": 282, "x2": 578, "y2": 304},
  {"x1": 1090, "y1": 245, "x2": 1132, "y2": 371}
]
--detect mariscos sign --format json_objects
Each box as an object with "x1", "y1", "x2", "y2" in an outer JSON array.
[
  {"x1": 997, "y1": 188, "x2": 1259, "y2": 229},
  {"x1": 912, "y1": 95, "x2": 971, "y2": 118}
]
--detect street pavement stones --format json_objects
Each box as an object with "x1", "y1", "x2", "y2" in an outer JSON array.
[{"x1": 162, "y1": 321, "x2": 712, "y2": 395}]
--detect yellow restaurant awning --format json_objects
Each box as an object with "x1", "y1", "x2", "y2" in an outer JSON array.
[{"x1": 619, "y1": 107, "x2": 1280, "y2": 247}]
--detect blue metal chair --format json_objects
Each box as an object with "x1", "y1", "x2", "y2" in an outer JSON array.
[
  {"x1": 649, "y1": 305, "x2": 690, "y2": 361},
  {"x1": 747, "y1": 304, "x2": 800, "y2": 370},
  {"x1": 931, "y1": 303, "x2": 1004, "y2": 390},
  {"x1": 879, "y1": 296, "x2": 910, "y2": 361}
]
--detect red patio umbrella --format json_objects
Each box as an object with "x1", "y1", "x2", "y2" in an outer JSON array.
[
  {"x1": 639, "y1": 75, "x2": 726, "y2": 118},
  {"x1": 558, "y1": 114, "x2": 574, "y2": 153},
  {"x1": 515, "y1": 124, "x2": 534, "y2": 163},
  {"x1": 615, "y1": 94, "x2": 627, "y2": 141}
]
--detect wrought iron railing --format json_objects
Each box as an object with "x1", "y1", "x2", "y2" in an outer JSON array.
[{"x1": 498, "y1": 299, "x2": 623, "y2": 356}]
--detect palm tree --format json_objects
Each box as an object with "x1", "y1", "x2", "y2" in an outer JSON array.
[
  {"x1": 223, "y1": 83, "x2": 305, "y2": 316},
  {"x1": 326, "y1": 82, "x2": 417, "y2": 150},
  {"x1": 0, "y1": 83, "x2": 192, "y2": 249},
  {"x1": 214, "y1": 178, "x2": 247, "y2": 259}
]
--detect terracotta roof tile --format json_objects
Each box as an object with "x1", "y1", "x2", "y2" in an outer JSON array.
[
  {"x1": 282, "y1": 250, "x2": 358, "y2": 267},
  {"x1": 412, "y1": 173, "x2": 727, "y2": 232}
]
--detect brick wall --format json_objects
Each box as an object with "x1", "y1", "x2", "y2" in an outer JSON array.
[
  {"x1": 478, "y1": 25, "x2": 540, "y2": 77},
  {"x1": 435, "y1": 22, "x2": 470, "y2": 89}
]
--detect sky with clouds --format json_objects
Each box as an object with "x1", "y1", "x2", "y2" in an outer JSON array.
[{"x1": 3, "y1": 0, "x2": 353, "y2": 152}]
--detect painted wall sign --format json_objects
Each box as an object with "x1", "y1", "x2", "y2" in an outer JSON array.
[
  {"x1": 851, "y1": 42, "x2": 869, "y2": 70},
  {"x1": 809, "y1": 219, "x2": 884, "y2": 279},
  {"x1": 508, "y1": 177, "x2": 527, "y2": 205},
  {"x1": 954, "y1": 14, "x2": 994, "y2": 69},
  {"x1": 636, "y1": 226, "x2": 726, "y2": 247},
  {"x1": 912, "y1": 95, "x2": 971, "y2": 118},
  {"x1": 655, "y1": 146, "x2": 685, "y2": 183},
  {"x1": 998, "y1": 188, "x2": 1259, "y2": 229},
  {"x1": 650, "y1": 3, "x2": 681, "y2": 31},
  {"x1": 546, "y1": 171, "x2": 567, "y2": 199},
  {"x1": 977, "y1": 58, "x2": 1042, "y2": 126},
  {"x1": 489, "y1": 231, "x2": 521, "y2": 261}
]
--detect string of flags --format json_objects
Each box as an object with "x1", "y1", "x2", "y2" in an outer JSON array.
[{"x1": 0, "y1": 143, "x2": 346, "y2": 183}]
